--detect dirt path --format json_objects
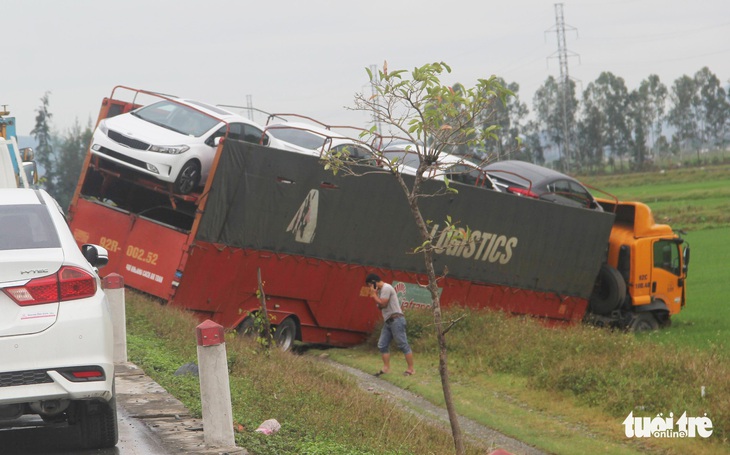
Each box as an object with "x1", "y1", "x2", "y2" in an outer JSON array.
[{"x1": 322, "y1": 359, "x2": 547, "y2": 455}]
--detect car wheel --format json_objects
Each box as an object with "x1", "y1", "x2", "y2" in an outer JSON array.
[
  {"x1": 629, "y1": 312, "x2": 659, "y2": 332},
  {"x1": 174, "y1": 160, "x2": 201, "y2": 195},
  {"x1": 588, "y1": 264, "x2": 626, "y2": 315},
  {"x1": 274, "y1": 318, "x2": 297, "y2": 352},
  {"x1": 74, "y1": 381, "x2": 118, "y2": 449}
]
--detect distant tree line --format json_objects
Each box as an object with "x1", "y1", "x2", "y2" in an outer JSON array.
[
  {"x1": 31, "y1": 91, "x2": 93, "y2": 210},
  {"x1": 468, "y1": 66, "x2": 730, "y2": 173}
]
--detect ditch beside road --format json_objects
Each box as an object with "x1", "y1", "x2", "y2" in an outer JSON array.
[
  {"x1": 113, "y1": 359, "x2": 542, "y2": 455},
  {"x1": 0, "y1": 361, "x2": 545, "y2": 454}
]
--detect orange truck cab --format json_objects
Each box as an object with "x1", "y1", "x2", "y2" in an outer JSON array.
[{"x1": 590, "y1": 199, "x2": 690, "y2": 331}]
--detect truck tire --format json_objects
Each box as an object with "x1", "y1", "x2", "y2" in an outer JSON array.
[
  {"x1": 629, "y1": 312, "x2": 659, "y2": 332},
  {"x1": 237, "y1": 316, "x2": 256, "y2": 337},
  {"x1": 588, "y1": 264, "x2": 626, "y2": 316},
  {"x1": 174, "y1": 160, "x2": 201, "y2": 195},
  {"x1": 275, "y1": 318, "x2": 297, "y2": 352}
]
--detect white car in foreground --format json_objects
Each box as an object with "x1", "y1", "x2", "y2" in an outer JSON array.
[
  {"x1": 91, "y1": 98, "x2": 286, "y2": 194},
  {"x1": 0, "y1": 188, "x2": 117, "y2": 449}
]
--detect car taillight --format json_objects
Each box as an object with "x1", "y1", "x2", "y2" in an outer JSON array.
[
  {"x1": 2, "y1": 266, "x2": 97, "y2": 306},
  {"x1": 71, "y1": 370, "x2": 103, "y2": 379},
  {"x1": 57, "y1": 366, "x2": 106, "y2": 382},
  {"x1": 508, "y1": 187, "x2": 539, "y2": 199}
]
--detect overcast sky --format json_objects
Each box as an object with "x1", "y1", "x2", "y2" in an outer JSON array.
[{"x1": 3, "y1": 0, "x2": 729, "y2": 137}]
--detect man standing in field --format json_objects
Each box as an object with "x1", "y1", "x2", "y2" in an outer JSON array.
[{"x1": 366, "y1": 273, "x2": 415, "y2": 376}]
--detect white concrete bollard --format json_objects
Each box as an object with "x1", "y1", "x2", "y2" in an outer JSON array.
[
  {"x1": 196, "y1": 319, "x2": 236, "y2": 449},
  {"x1": 103, "y1": 273, "x2": 127, "y2": 363}
]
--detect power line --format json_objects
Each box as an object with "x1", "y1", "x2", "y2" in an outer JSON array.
[{"x1": 546, "y1": 3, "x2": 579, "y2": 172}]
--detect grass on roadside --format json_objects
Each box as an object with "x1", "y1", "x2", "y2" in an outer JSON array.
[
  {"x1": 125, "y1": 291, "x2": 490, "y2": 455},
  {"x1": 326, "y1": 306, "x2": 730, "y2": 455},
  {"x1": 125, "y1": 286, "x2": 730, "y2": 455}
]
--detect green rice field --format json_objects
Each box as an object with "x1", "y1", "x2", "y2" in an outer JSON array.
[{"x1": 582, "y1": 165, "x2": 730, "y2": 355}]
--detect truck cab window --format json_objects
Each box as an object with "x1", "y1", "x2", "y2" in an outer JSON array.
[{"x1": 653, "y1": 240, "x2": 681, "y2": 275}]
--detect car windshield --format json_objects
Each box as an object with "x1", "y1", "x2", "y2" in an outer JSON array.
[
  {"x1": 0, "y1": 205, "x2": 60, "y2": 250},
  {"x1": 383, "y1": 150, "x2": 421, "y2": 168},
  {"x1": 268, "y1": 126, "x2": 328, "y2": 150},
  {"x1": 446, "y1": 164, "x2": 485, "y2": 186},
  {"x1": 132, "y1": 100, "x2": 221, "y2": 137}
]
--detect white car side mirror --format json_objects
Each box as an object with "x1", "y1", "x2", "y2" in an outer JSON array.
[{"x1": 82, "y1": 244, "x2": 109, "y2": 269}]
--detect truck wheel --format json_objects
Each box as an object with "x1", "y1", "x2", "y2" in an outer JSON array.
[
  {"x1": 174, "y1": 160, "x2": 201, "y2": 195},
  {"x1": 629, "y1": 312, "x2": 659, "y2": 332},
  {"x1": 237, "y1": 316, "x2": 256, "y2": 337},
  {"x1": 588, "y1": 264, "x2": 626, "y2": 316},
  {"x1": 658, "y1": 314, "x2": 672, "y2": 328},
  {"x1": 275, "y1": 318, "x2": 297, "y2": 352}
]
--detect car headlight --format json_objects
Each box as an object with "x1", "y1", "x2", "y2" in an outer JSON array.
[
  {"x1": 148, "y1": 144, "x2": 190, "y2": 154},
  {"x1": 98, "y1": 119, "x2": 109, "y2": 136}
]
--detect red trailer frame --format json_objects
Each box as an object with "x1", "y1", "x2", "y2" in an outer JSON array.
[
  {"x1": 68, "y1": 86, "x2": 612, "y2": 348},
  {"x1": 69, "y1": 86, "x2": 217, "y2": 302},
  {"x1": 172, "y1": 244, "x2": 589, "y2": 346}
]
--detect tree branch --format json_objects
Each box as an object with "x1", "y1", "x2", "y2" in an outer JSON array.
[{"x1": 442, "y1": 314, "x2": 467, "y2": 336}]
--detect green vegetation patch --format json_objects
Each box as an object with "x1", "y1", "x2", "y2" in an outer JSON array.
[
  {"x1": 125, "y1": 292, "x2": 486, "y2": 455},
  {"x1": 330, "y1": 307, "x2": 730, "y2": 455},
  {"x1": 654, "y1": 227, "x2": 730, "y2": 353},
  {"x1": 581, "y1": 164, "x2": 730, "y2": 231}
]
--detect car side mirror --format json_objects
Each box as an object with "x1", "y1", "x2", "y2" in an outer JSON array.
[
  {"x1": 82, "y1": 244, "x2": 109, "y2": 269},
  {"x1": 213, "y1": 136, "x2": 223, "y2": 147},
  {"x1": 22, "y1": 162, "x2": 38, "y2": 184}
]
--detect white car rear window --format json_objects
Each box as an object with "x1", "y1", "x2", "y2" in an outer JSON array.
[{"x1": 0, "y1": 205, "x2": 60, "y2": 250}]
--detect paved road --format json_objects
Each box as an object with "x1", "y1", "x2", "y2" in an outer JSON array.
[
  {"x1": 0, "y1": 363, "x2": 243, "y2": 455},
  {"x1": 0, "y1": 405, "x2": 170, "y2": 455}
]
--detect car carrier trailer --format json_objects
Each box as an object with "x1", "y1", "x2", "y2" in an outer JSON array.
[{"x1": 68, "y1": 87, "x2": 689, "y2": 348}]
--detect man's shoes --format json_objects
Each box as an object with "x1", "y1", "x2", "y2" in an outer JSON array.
[
  {"x1": 403, "y1": 371, "x2": 415, "y2": 376},
  {"x1": 374, "y1": 370, "x2": 387, "y2": 377}
]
